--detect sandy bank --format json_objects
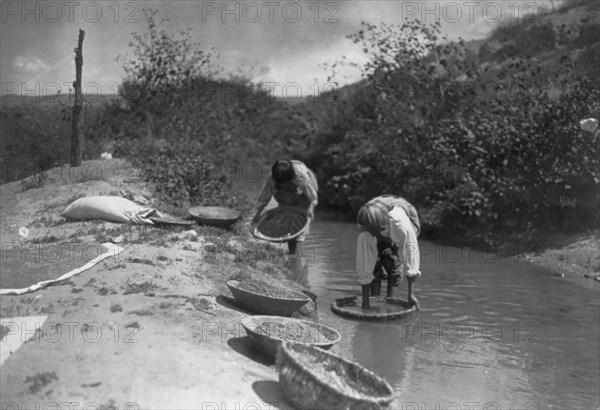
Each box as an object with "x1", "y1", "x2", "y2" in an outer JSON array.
[{"x1": 0, "y1": 159, "x2": 320, "y2": 409}]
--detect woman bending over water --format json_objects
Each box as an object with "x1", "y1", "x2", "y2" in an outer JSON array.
[{"x1": 356, "y1": 195, "x2": 421, "y2": 310}]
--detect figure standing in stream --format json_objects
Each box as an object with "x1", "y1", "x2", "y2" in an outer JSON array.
[
  {"x1": 252, "y1": 159, "x2": 318, "y2": 255},
  {"x1": 355, "y1": 195, "x2": 421, "y2": 310}
]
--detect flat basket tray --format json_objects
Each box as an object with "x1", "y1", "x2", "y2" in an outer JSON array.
[
  {"x1": 242, "y1": 315, "x2": 340, "y2": 362},
  {"x1": 276, "y1": 341, "x2": 395, "y2": 410},
  {"x1": 227, "y1": 280, "x2": 310, "y2": 316},
  {"x1": 188, "y1": 206, "x2": 241, "y2": 228},
  {"x1": 331, "y1": 296, "x2": 417, "y2": 321},
  {"x1": 252, "y1": 207, "x2": 309, "y2": 243},
  {"x1": 148, "y1": 216, "x2": 196, "y2": 227}
]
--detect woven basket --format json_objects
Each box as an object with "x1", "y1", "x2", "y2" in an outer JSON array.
[
  {"x1": 252, "y1": 207, "x2": 309, "y2": 243},
  {"x1": 188, "y1": 206, "x2": 241, "y2": 228},
  {"x1": 241, "y1": 316, "x2": 340, "y2": 362},
  {"x1": 227, "y1": 280, "x2": 310, "y2": 316},
  {"x1": 148, "y1": 216, "x2": 196, "y2": 227},
  {"x1": 331, "y1": 296, "x2": 417, "y2": 321},
  {"x1": 276, "y1": 342, "x2": 395, "y2": 410}
]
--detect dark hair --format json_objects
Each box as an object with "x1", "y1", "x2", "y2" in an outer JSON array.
[{"x1": 271, "y1": 160, "x2": 295, "y2": 184}]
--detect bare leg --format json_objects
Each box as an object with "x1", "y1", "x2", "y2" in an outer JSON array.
[
  {"x1": 361, "y1": 285, "x2": 371, "y2": 309},
  {"x1": 407, "y1": 276, "x2": 420, "y2": 309}
]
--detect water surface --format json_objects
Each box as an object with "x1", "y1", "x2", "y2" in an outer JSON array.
[{"x1": 297, "y1": 215, "x2": 599, "y2": 410}]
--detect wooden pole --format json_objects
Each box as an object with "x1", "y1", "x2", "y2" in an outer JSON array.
[{"x1": 71, "y1": 29, "x2": 85, "y2": 167}]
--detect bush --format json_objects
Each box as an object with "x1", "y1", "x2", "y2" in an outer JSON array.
[{"x1": 313, "y1": 18, "x2": 600, "y2": 244}]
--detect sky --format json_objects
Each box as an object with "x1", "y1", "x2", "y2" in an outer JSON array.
[{"x1": 1, "y1": 0, "x2": 561, "y2": 98}]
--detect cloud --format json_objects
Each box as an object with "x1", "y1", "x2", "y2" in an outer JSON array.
[
  {"x1": 251, "y1": 37, "x2": 367, "y2": 98},
  {"x1": 13, "y1": 56, "x2": 49, "y2": 73}
]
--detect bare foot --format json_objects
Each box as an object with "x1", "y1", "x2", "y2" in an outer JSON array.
[{"x1": 409, "y1": 294, "x2": 420, "y2": 310}]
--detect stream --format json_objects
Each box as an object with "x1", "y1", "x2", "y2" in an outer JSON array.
[{"x1": 296, "y1": 214, "x2": 600, "y2": 410}]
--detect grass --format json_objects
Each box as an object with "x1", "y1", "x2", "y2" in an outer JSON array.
[
  {"x1": 123, "y1": 281, "x2": 159, "y2": 295},
  {"x1": 128, "y1": 309, "x2": 154, "y2": 316},
  {"x1": 96, "y1": 287, "x2": 117, "y2": 296},
  {"x1": 124, "y1": 321, "x2": 140, "y2": 330},
  {"x1": 29, "y1": 234, "x2": 60, "y2": 244},
  {"x1": 24, "y1": 372, "x2": 58, "y2": 394},
  {"x1": 110, "y1": 304, "x2": 123, "y2": 313},
  {"x1": 126, "y1": 258, "x2": 155, "y2": 266},
  {"x1": 98, "y1": 400, "x2": 119, "y2": 410}
]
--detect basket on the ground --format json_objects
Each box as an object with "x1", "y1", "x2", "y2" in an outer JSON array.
[
  {"x1": 149, "y1": 216, "x2": 196, "y2": 227},
  {"x1": 188, "y1": 206, "x2": 241, "y2": 228},
  {"x1": 331, "y1": 296, "x2": 417, "y2": 321},
  {"x1": 241, "y1": 316, "x2": 340, "y2": 362},
  {"x1": 227, "y1": 280, "x2": 311, "y2": 316},
  {"x1": 276, "y1": 341, "x2": 395, "y2": 410},
  {"x1": 252, "y1": 207, "x2": 309, "y2": 243}
]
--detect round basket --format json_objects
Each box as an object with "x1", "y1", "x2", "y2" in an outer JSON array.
[
  {"x1": 188, "y1": 206, "x2": 241, "y2": 228},
  {"x1": 252, "y1": 207, "x2": 309, "y2": 243},
  {"x1": 148, "y1": 216, "x2": 196, "y2": 227},
  {"x1": 227, "y1": 280, "x2": 310, "y2": 316},
  {"x1": 276, "y1": 341, "x2": 395, "y2": 410},
  {"x1": 241, "y1": 316, "x2": 340, "y2": 362},
  {"x1": 331, "y1": 296, "x2": 417, "y2": 321}
]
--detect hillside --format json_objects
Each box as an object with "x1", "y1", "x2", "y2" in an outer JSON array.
[
  {"x1": 282, "y1": 0, "x2": 599, "y2": 250},
  {"x1": 304, "y1": 1, "x2": 599, "y2": 108}
]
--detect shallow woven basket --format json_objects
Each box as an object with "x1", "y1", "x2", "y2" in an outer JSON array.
[
  {"x1": 241, "y1": 316, "x2": 340, "y2": 362},
  {"x1": 227, "y1": 280, "x2": 310, "y2": 316},
  {"x1": 276, "y1": 342, "x2": 395, "y2": 410},
  {"x1": 252, "y1": 206, "x2": 309, "y2": 243},
  {"x1": 331, "y1": 296, "x2": 418, "y2": 321},
  {"x1": 148, "y1": 216, "x2": 196, "y2": 227},
  {"x1": 188, "y1": 206, "x2": 241, "y2": 228}
]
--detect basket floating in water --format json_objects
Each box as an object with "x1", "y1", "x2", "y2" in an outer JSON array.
[
  {"x1": 252, "y1": 207, "x2": 309, "y2": 243},
  {"x1": 227, "y1": 280, "x2": 310, "y2": 316},
  {"x1": 241, "y1": 316, "x2": 340, "y2": 362},
  {"x1": 277, "y1": 341, "x2": 395, "y2": 410},
  {"x1": 331, "y1": 296, "x2": 417, "y2": 321},
  {"x1": 188, "y1": 206, "x2": 241, "y2": 228}
]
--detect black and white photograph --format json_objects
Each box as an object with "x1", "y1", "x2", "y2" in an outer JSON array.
[{"x1": 1, "y1": 0, "x2": 599, "y2": 408}]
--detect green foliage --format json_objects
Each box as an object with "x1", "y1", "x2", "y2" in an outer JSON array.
[
  {"x1": 0, "y1": 96, "x2": 103, "y2": 184},
  {"x1": 315, "y1": 15, "x2": 600, "y2": 243},
  {"x1": 104, "y1": 10, "x2": 280, "y2": 210}
]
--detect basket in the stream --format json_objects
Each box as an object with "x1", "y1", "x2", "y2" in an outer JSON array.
[
  {"x1": 227, "y1": 280, "x2": 311, "y2": 316},
  {"x1": 331, "y1": 296, "x2": 418, "y2": 321},
  {"x1": 276, "y1": 341, "x2": 395, "y2": 410},
  {"x1": 252, "y1": 207, "x2": 309, "y2": 243},
  {"x1": 242, "y1": 316, "x2": 340, "y2": 362}
]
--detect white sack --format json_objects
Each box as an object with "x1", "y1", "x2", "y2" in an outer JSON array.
[{"x1": 61, "y1": 196, "x2": 163, "y2": 224}]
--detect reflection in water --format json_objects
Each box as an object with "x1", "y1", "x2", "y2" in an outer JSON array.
[{"x1": 298, "y1": 214, "x2": 600, "y2": 410}]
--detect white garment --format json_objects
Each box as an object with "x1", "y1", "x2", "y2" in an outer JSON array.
[
  {"x1": 356, "y1": 232, "x2": 378, "y2": 285},
  {"x1": 355, "y1": 206, "x2": 421, "y2": 285}
]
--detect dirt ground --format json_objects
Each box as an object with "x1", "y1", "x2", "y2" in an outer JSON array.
[
  {"x1": 1, "y1": 159, "x2": 597, "y2": 408},
  {"x1": 515, "y1": 230, "x2": 600, "y2": 288},
  {"x1": 0, "y1": 159, "x2": 319, "y2": 409}
]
